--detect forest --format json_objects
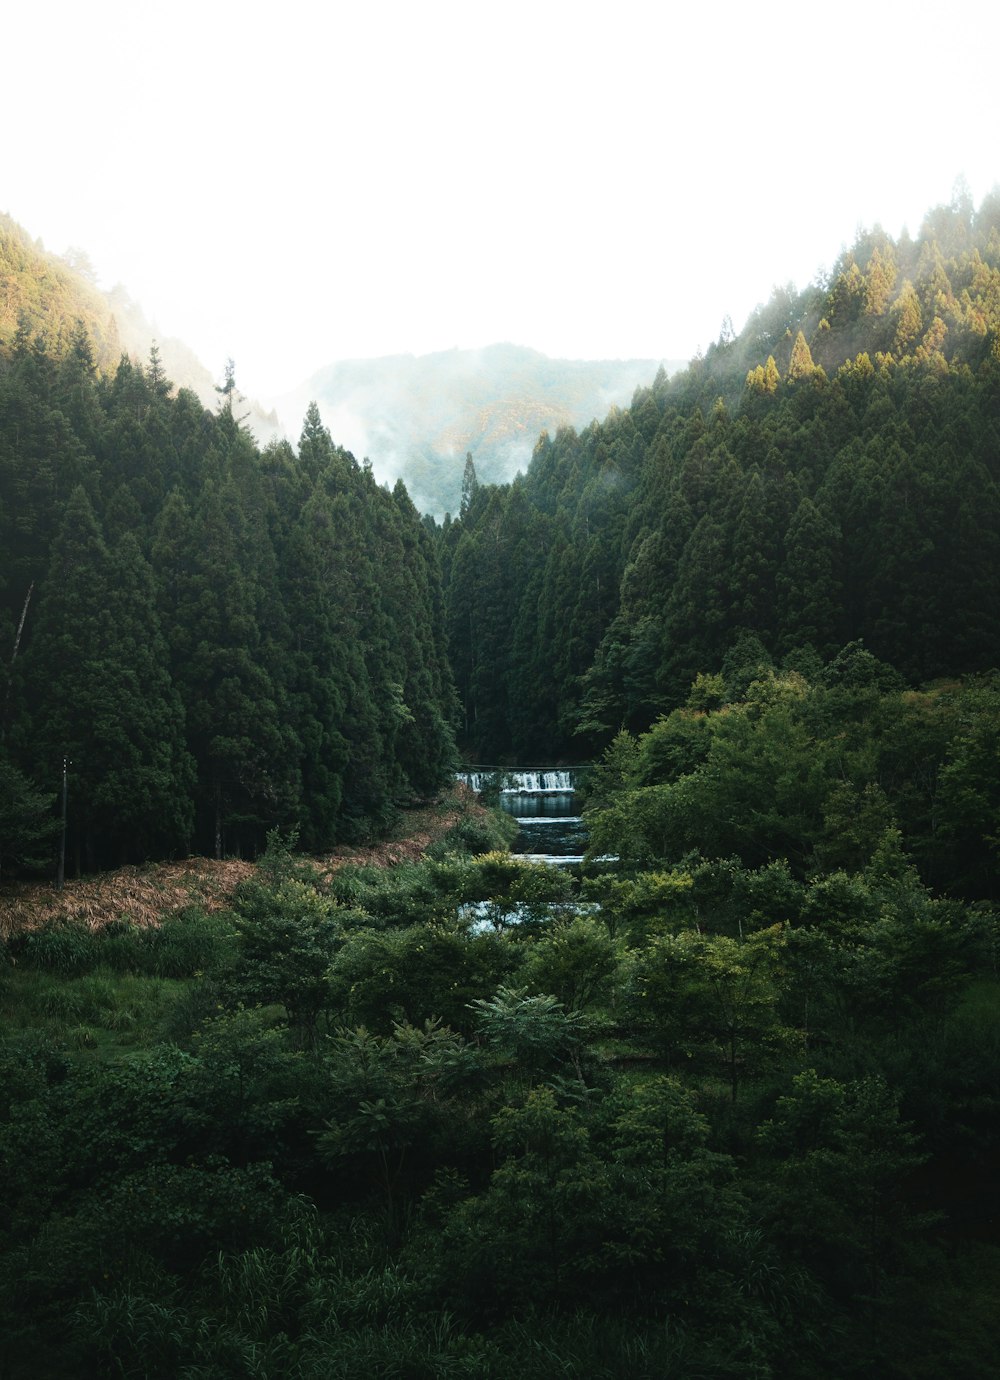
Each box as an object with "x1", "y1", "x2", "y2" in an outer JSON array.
[{"x1": 0, "y1": 187, "x2": 998, "y2": 1377}]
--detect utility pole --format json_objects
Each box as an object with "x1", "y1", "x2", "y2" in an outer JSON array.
[{"x1": 56, "y1": 756, "x2": 68, "y2": 890}]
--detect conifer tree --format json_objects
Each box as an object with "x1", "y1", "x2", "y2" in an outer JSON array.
[
  {"x1": 891, "y1": 280, "x2": 923, "y2": 353},
  {"x1": 786, "y1": 331, "x2": 817, "y2": 382},
  {"x1": 460, "y1": 451, "x2": 480, "y2": 520},
  {"x1": 777, "y1": 497, "x2": 842, "y2": 658},
  {"x1": 151, "y1": 475, "x2": 293, "y2": 857},
  {"x1": 15, "y1": 488, "x2": 194, "y2": 869}
]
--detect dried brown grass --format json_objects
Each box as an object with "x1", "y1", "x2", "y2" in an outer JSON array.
[
  {"x1": 0, "y1": 787, "x2": 488, "y2": 939},
  {"x1": 0, "y1": 857, "x2": 255, "y2": 940}
]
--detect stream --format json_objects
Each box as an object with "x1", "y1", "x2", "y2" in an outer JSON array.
[{"x1": 457, "y1": 768, "x2": 588, "y2": 865}]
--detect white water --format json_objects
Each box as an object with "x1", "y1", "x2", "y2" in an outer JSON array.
[
  {"x1": 460, "y1": 898, "x2": 600, "y2": 931},
  {"x1": 457, "y1": 768, "x2": 580, "y2": 794},
  {"x1": 456, "y1": 766, "x2": 586, "y2": 864}
]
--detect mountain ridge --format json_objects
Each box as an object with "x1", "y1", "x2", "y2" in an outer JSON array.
[
  {"x1": 272, "y1": 341, "x2": 684, "y2": 514},
  {"x1": 0, "y1": 211, "x2": 280, "y2": 439}
]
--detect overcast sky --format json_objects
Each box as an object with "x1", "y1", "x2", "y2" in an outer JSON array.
[{"x1": 5, "y1": 1, "x2": 999, "y2": 401}]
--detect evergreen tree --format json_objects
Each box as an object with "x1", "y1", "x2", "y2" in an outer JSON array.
[
  {"x1": 0, "y1": 747, "x2": 57, "y2": 881},
  {"x1": 14, "y1": 489, "x2": 194, "y2": 869},
  {"x1": 786, "y1": 330, "x2": 818, "y2": 382},
  {"x1": 460, "y1": 451, "x2": 479, "y2": 520},
  {"x1": 151, "y1": 475, "x2": 293, "y2": 857},
  {"x1": 777, "y1": 496, "x2": 842, "y2": 657}
]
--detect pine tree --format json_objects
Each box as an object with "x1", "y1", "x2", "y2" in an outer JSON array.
[
  {"x1": 777, "y1": 497, "x2": 843, "y2": 658},
  {"x1": 891, "y1": 280, "x2": 923, "y2": 353},
  {"x1": 15, "y1": 489, "x2": 194, "y2": 869},
  {"x1": 460, "y1": 452, "x2": 480, "y2": 520},
  {"x1": 786, "y1": 331, "x2": 818, "y2": 382},
  {"x1": 151, "y1": 475, "x2": 294, "y2": 858}
]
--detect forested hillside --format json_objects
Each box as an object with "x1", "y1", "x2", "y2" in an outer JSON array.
[
  {"x1": 0, "y1": 213, "x2": 279, "y2": 438},
  {"x1": 441, "y1": 186, "x2": 1000, "y2": 762},
  {"x1": 0, "y1": 325, "x2": 459, "y2": 875}
]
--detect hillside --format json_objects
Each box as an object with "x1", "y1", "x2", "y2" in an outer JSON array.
[
  {"x1": 274, "y1": 343, "x2": 680, "y2": 515},
  {"x1": 0, "y1": 212, "x2": 279, "y2": 439},
  {"x1": 441, "y1": 185, "x2": 1000, "y2": 763}
]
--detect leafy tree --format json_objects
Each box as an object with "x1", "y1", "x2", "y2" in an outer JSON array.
[
  {"x1": 317, "y1": 1020, "x2": 481, "y2": 1239},
  {"x1": 426, "y1": 1086, "x2": 610, "y2": 1316},
  {"x1": 756, "y1": 1070, "x2": 929, "y2": 1368},
  {"x1": 328, "y1": 922, "x2": 513, "y2": 1034},
  {"x1": 225, "y1": 869, "x2": 343, "y2": 1043},
  {"x1": 185, "y1": 1007, "x2": 303, "y2": 1166},
  {"x1": 519, "y1": 914, "x2": 617, "y2": 1012}
]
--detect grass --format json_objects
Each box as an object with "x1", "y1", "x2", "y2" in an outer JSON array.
[{"x1": 0, "y1": 966, "x2": 190, "y2": 1051}]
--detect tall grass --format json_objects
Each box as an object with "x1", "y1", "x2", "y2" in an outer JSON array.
[
  {"x1": 1, "y1": 967, "x2": 185, "y2": 1045},
  {"x1": 14, "y1": 906, "x2": 236, "y2": 980}
]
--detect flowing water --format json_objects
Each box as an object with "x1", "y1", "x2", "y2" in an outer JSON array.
[{"x1": 457, "y1": 768, "x2": 588, "y2": 864}]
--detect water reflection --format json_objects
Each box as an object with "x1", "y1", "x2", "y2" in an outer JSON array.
[{"x1": 500, "y1": 789, "x2": 587, "y2": 861}]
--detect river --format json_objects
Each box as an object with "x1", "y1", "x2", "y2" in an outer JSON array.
[{"x1": 457, "y1": 768, "x2": 588, "y2": 864}]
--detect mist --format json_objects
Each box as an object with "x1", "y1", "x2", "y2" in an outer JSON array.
[{"x1": 270, "y1": 344, "x2": 678, "y2": 516}]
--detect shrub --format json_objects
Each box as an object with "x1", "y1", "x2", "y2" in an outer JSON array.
[
  {"x1": 147, "y1": 906, "x2": 237, "y2": 978},
  {"x1": 22, "y1": 923, "x2": 99, "y2": 976},
  {"x1": 426, "y1": 810, "x2": 517, "y2": 860}
]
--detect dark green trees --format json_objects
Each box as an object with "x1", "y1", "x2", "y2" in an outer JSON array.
[
  {"x1": 0, "y1": 333, "x2": 458, "y2": 874},
  {"x1": 15, "y1": 488, "x2": 194, "y2": 869},
  {"x1": 439, "y1": 194, "x2": 1000, "y2": 762}
]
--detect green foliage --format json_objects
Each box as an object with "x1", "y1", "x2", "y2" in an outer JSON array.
[
  {"x1": 519, "y1": 915, "x2": 617, "y2": 1011},
  {"x1": 469, "y1": 986, "x2": 587, "y2": 1072},
  {"x1": 185, "y1": 1007, "x2": 304, "y2": 1164},
  {"x1": 226, "y1": 873, "x2": 343, "y2": 1040},
  {"x1": 756, "y1": 1069, "x2": 929, "y2": 1341},
  {"x1": 0, "y1": 751, "x2": 58, "y2": 880},
  {"x1": 583, "y1": 867, "x2": 695, "y2": 939},
  {"x1": 317, "y1": 1020, "x2": 483, "y2": 1238},
  {"x1": 621, "y1": 926, "x2": 789, "y2": 1099},
  {"x1": 20, "y1": 921, "x2": 99, "y2": 976},
  {"x1": 145, "y1": 905, "x2": 238, "y2": 978},
  {"x1": 328, "y1": 924, "x2": 514, "y2": 1033},
  {"x1": 427, "y1": 807, "x2": 518, "y2": 857}
]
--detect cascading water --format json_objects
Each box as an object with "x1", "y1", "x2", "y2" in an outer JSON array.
[
  {"x1": 457, "y1": 767, "x2": 589, "y2": 864},
  {"x1": 456, "y1": 768, "x2": 578, "y2": 794}
]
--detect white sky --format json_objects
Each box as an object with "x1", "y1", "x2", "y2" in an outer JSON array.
[{"x1": 5, "y1": 1, "x2": 999, "y2": 401}]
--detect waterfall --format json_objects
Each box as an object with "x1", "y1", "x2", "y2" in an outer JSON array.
[
  {"x1": 456, "y1": 768, "x2": 580, "y2": 794},
  {"x1": 456, "y1": 765, "x2": 590, "y2": 863}
]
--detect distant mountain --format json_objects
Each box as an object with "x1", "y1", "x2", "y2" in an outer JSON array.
[
  {"x1": 274, "y1": 344, "x2": 682, "y2": 515},
  {"x1": 0, "y1": 213, "x2": 279, "y2": 440}
]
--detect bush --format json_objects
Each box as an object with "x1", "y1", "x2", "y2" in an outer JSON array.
[
  {"x1": 98, "y1": 920, "x2": 149, "y2": 974},
  {"x1": 21, "y1": 923, "x2": 99, "y2": 976},
  {"x1": 427, "y1": 810, "x2": 517, "y2": 860},
  {"x1": 147, "y1": 906, "x2": 237, "y2": 978},
  {"x1": 328, "y1": 924, "x2": 517, "y2": 1034}
]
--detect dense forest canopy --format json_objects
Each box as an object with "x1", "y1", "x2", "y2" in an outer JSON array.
[
  {"x1": 0, "y1": 321, "x2": 460, "y2": 874},
  {"x1": 439, "y1": 185, "x2": 1000, "y2": 763}
]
